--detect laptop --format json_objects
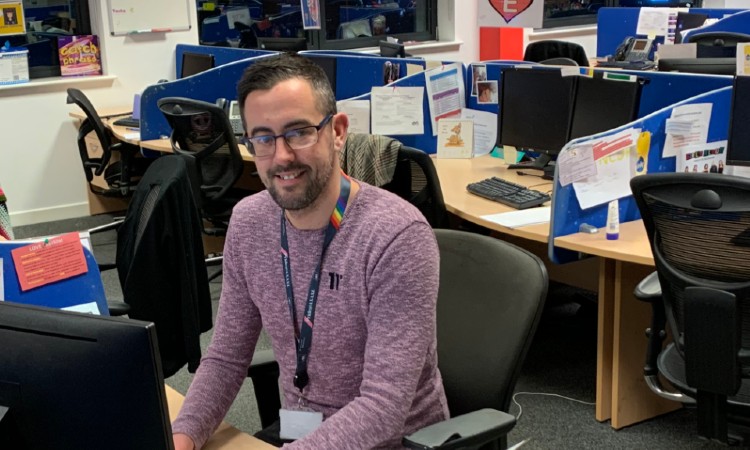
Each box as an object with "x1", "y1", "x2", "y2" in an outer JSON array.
[{"x1": 112, "y1": 94, "x2": 141, "y2": 128}]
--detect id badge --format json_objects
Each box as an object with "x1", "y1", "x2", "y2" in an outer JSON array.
[{"x1": 279, "y1": 408, "x2": 323, "y2": 440}]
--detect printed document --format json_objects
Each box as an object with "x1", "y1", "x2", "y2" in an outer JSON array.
[
  {"x1": 460, "y1": 108, "x2": 497, "y2": 156},
  {"x1": 370, "y1": 86, "x2": 424, "y2": 135},
  {"x1": 662, "y1": 103, "x2": 712, "y2": 158},
  {"x1": 424, "y1": 63, "x2": 465, "y2": 135},
  {"x1": 337, "y1": 99, "x2": 370, "y2": 134}
]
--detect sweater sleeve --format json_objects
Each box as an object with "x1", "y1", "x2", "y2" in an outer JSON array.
[
  {"x1": 284, "y1": 222, "x2": 440, "y2": 449},
  {"x1": 171, "y1": 223, "x2": 263, "y2": 449}
]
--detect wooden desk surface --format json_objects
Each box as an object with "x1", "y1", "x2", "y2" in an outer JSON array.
[
  {"x1": 555, "y1": 220, "x2": 654, "y2": 266},
  {"x1": 432, "y1": 155, "x2": 553, "y2": 243},
  {"x1": 166, "y1": 385, "x2": 275, "y2": 450}
]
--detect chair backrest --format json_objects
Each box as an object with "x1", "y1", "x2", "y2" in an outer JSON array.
[
  {"x1": 157, "y1": 97, "x2": 244, "y2": 211},
  {"x1": 685, "y1": 32, "x2": 750, "y2": 58},
  {"x1": 116, "y1": 155, "x2": 212, "y2": 378},
  {"x1": 383, "y1": 146, "x2": 448, "y2": 228},
  {"x1": 631, "y1": 173, "x2": 750, "y2": 362},
  {"x1": 66, "y1": 88, "x2": 113, "y2": 181},
  {"x1": 524, "y1": 40, "x2": 589, "y2": 67},
  {"x1": 540, "y1": 57, "x2": 579, "y2": 66},
  {"x1": 434, "y1": 229, "x2": 548, "y2": 416}
]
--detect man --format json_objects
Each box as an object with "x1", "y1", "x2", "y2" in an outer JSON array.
[{"x1": 172, "y1": 54, "x2": 448, "y2": 449}]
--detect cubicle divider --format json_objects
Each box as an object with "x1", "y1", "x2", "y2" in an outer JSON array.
[
  {"x1": 548, "y1": 85, "x2": 733, "y2": 264},
  {"x1": 596, "y1": 7, "x2": 745, "y2": 58}
]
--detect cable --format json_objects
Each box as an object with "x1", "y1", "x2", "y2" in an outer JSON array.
[
  {"x1": 511, "y1": 391, "x2": 595, "y2": 421},
  {"x1": 528, "y1": 182, "x2": 553, "y2": 190}
]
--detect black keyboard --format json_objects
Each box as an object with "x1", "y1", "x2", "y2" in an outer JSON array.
[
  {"x1": 467, "y1": 177, "x2": 550, "y2": 210},
  {"x1": 112, "y1": 117, "x2": 140, "y2": 128}
]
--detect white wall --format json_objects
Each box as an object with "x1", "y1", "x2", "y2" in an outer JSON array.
[
  {"x1": 1, "y1": 0, "x2": 594, "y2": 226},
  {"x1": 0, "y1": 0, "x2": 198, "y2": 226}
]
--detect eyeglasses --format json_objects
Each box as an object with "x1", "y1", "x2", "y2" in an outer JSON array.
[{"x1": 241, "y1": 114, "x2": 333, "y2": 158}]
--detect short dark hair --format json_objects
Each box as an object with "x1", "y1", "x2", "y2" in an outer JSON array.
[{"x1": 237, "y1": 53, "x2": 336, "y2": 125}]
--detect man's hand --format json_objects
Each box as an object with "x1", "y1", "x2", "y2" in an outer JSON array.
[{"x1": 173, "y1": 433, "x2": 196, "y2": 450}]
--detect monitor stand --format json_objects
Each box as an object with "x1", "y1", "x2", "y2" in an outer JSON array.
[{"x1": 508, "y1": 153, "x2": 555, "y2": 180}]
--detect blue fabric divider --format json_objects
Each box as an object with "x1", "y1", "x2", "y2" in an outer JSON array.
[
  {"x1": 548, "y1": 85, "x2": 733, "y2": 263},
  {"x1": 596, "y1": 7, "x2": 745, "y2": 58},
  {"x1": 682, "y1": 9, "x2": 750, "y2": 43},
  {"x1": 0, "y1": 242, "x2": 109, "y2": 315}
]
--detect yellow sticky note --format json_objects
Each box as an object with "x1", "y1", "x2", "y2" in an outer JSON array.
[{"x1": 203, "y1": 2, "x2": 215, "y2": 11}]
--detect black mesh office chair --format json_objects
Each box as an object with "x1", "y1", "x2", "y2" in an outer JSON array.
[
  {"x1": 685, "y1": 32, "x2": 750, "y2": 58},
  {"x1": 631, "y1": 173, "x2": 750, "y2": 445},
  {"x1": 523, "y1": 40, "x2": 589, "y2": 67},
  {"x1": 340, "y1": 134, "x2": 448, "y2": 228},
  {"x1": 116, "y1": 155, "x2": 213, "y2": 378},
  {"x1": 66, "y1": 88, "x2": 152, "y2": 198},
  {"x1": 539, "y1": 57, "x2": 579, "y2": 66},
  {"x1": 250, "y1": 229, "x2": 548, "y2": 449}
]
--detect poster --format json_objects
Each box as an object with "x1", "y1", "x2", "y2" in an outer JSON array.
[
  {"x1": 478, "y1": 0, "x2": 543, "y2": 29},
  {"x1": 0, "y1": 1, "x2": 24, "y2": 37},
  {"x1": 301, "y1": 0, "x2": 321, "y2": 30}
]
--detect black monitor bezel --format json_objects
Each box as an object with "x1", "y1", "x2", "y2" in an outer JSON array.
[
  {"x1": 657, "y1": 57, "x2": 736, "y2": 75},
  {"x1": 0, "y1": 302, "x2": 173, "y2": 449},
  {"x1": 727, "y1": 75, "x2": 750, "y2": 167},
  {"x1": 674, "y1": 12, "x2": 708, "y2": 44},
  {"x1": 180, "y1": 51, "x2": 215, "y2": 78},
  {"x1": 256, "y1": 37, "x2": 309, "y2": 52}
]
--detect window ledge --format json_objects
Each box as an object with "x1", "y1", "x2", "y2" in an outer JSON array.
[
  {"x1": 356, "y1": 39, "x2": 464, "y2": 55},
  {"x1": 529, "y1": 25, "x2": 597, "y2": 39},
  {"x1": 0, "y1": 74, "x2": 117, "y2": 94}
]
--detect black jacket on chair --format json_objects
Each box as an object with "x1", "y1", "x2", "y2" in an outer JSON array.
[{"x1": 116, "y1": 155, "x2": 212, "y2": 378}]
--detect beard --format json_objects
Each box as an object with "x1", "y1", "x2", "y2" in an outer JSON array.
[{"x1": 265, "y1": 143, "x2": 336, "y2": 211}]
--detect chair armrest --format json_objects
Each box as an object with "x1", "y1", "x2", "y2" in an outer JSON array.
[
  {"x1": 402, "y1": 409, "x2": 515, "y2": 450},
  {"x1": 108, "y1": 301, "x2": 131, "y2": 316},
  {"x1": 634, "y1": 271, "x2": 661, "y2": 302},
  {"x1": 247, "y1": 349, "x2": 282, "y2": 429}
]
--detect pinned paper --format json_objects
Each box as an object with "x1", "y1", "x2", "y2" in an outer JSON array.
[
  {"x1": 437, "y1": 119, "x2": 473, "y2": 159},
  {"x1": 662, "y1": 103, "x2": 712, "y2": 158},
  {"x1": 557, "y1": 143, "x2": 596, "y2": 186},
  {"x1": 11, "y1": 232, "x2": 87, "y2": 292},
  {"x1": 737, "y1": 43, "x2": 750, "y2": 76}
]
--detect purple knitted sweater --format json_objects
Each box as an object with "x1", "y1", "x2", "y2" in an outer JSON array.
[{"x1": 172, "y1": 182, "x2": 449, "y2": 449}]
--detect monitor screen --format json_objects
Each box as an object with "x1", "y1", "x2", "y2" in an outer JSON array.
[
  {"x1": 379, "y1": 40, "x2": 406, "y2": 58},
  {"x1": 569, "y1": 75, "x2": 643, "y2": 140},
  {"x1": 498, "y1": 68, "x2": 577, "y2": 154},
  {"x1": 180, "y1": 51, "x2": 215, "y2": 78},
  {"x1": 302, "y1": 54, "x2": 337, "y2": 92},
  {"x1": 674, "y1": 12, "x2": 708, "y2": 44},
  {"x1": 0, "y1": 302, "x2": 173, "y2": 449},
  {"x1": 257, "y1": 37, "x2": 308, "y2": 52},
  {"x1": 657, "y1": 57, "x2": 736, "y2": 75},
  {"x1": 727, "y1": 76, "x2": 750, "y2": 167}
]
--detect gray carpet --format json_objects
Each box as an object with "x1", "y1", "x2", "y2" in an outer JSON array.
[{"x1": 13, "y1": 215, "x2": 733, "y2": 449}]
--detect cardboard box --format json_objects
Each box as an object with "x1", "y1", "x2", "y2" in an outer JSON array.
[{"x1": 0, "y1": 48, "x2": 29, "y2": 85}]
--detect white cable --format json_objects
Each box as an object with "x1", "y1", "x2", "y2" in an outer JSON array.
[{"x1": 511, "y1": 391, "x2": 595, "y2": 421}]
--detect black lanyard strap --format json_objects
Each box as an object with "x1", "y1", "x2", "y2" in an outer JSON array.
[{"x1": 280, "y1": 173, "x2": 351, "y2": 392}]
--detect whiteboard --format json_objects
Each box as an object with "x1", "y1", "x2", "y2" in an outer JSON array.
[{"x1": 107, "y1": 0, "x2": 192, "y2": 35}]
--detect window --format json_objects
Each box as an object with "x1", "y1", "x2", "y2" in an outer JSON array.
[
  {"x1": 197, "y1": 1, "x2": 437, "y2": 50},
  {"x1": 542, "y1": 0, "x2": 702, "y2": 29},
  {"x1": 5, "y1": 0, "x2": 92, "y2": 79}
]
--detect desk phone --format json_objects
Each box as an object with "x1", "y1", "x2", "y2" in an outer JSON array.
[{"x1": 228, "y1": 100, "x2": 244, "y2": 136}]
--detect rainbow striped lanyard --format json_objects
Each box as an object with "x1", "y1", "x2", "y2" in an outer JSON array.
[{"x1": 279, "y1": 172, "x2": 351, "y2": 393}]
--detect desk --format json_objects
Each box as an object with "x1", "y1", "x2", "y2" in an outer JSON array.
[
  {"x1": 434, "y1": 155, "x2": 677, "y2": 429},
  {"x1": 166, "y1": 385, "x2": 275, "y2": 450}
]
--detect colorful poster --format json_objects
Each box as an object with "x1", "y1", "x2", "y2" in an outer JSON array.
[
  {"x1": 11, "y1": 232, "x2": 88, "y2": 292},
  {"x1": 58, "y1": 35, "x2": 102, "y2": 77},
  {"x1": 0, "y1": 1, "x2": 24, "y2": 36},
  {"x1": 301, "y1": 0, "x2": 321, "y2": 30},
  {"x1": 478, "y1": 0, "x2": 543, "y2": 28}
]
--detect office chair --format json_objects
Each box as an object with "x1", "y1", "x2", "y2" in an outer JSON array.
[
  {"x1": 340, "y1": 134, "x2": 448, "y2": 228},
  {"x1": 523, "y1": 40, "x2": 589, "y2": 68},
  {"x1": 248, "y1": 229, "x2": 548, "y2": 448},
  {"x1": 116, "y1": 155, "x2": 213, "y2": 378},
  {"x1": 685, "y1": 31, "x2": 750, "y2": 57},
  {"x1": 631, "y1": 173, "x2": 750, "y2": 445},
  {"x1": 540, "y1": 57, "x2": 579, "y2": 66},
  {"x1": 67, "y1": 88, "x2": 152, "y2": 198}
]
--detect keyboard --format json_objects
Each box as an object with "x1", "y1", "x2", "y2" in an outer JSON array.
[
  {"x1": 596, "y1": 60, "x2": 655, "y2": 71},
  {"x1": 467, "y1": 177, "x2": 550, "y2": 210},
  {"x1": 112, "y1": 116, "x2": 140, "y2": 128}
]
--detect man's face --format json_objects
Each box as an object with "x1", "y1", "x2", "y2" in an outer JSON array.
[{"x1": 243, "y1": 78, "x2": 343, "y2": 211}]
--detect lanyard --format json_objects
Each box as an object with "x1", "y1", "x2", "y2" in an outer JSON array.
[{"x1": 280, "y1": 172, "x2": 351, "y2": 393}]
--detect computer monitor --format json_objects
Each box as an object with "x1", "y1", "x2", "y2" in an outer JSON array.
[
  {"x1": 180, "y1": 51, "x2": 215, "y2": 78},
  {"x1": 303, "y1": 54, "x2": 337, "y2": 91},
  {"x1": 498, "y1": 68, "x2": 577, "y2": 175},
  {"x1": 257, "y1": 37, "x2": 308, "y2": 52},
  {"x1": 674, "y1": 12, "x2": 708, "y2": 44},
  {"x1": 657, "y1": 57, "x2": 736, "y2": 75},
  {"x1": 569, "y1": 75, "x2": 643, "y2": 140},
  {"x1": 726, "y1": 76, "x2": 750, "y2": 167},
  {"x1": 0, "y1": 302, "x2": 173, "y2": 449},
  {"x1": 379, "y1": 40, "x2": 406, "y2": 58}
]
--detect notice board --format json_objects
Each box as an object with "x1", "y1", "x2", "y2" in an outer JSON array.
[{"x1": 107, "y1": 0, "x2": 191, "y2": 35}]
